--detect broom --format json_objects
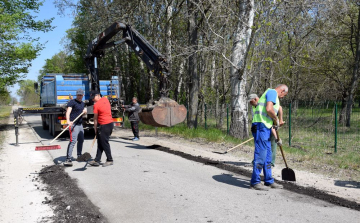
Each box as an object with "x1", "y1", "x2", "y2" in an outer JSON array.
[{"x1": 35, "y1": 112, "x2": 84, "y2": 151}]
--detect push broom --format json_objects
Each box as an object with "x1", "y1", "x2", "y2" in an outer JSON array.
[{"x1": 35, "y1": 112, "x2": 84, "y2": 151}]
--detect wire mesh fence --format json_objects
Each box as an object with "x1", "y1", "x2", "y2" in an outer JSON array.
[{"x1": 192, "y1": 101, "x2": 360, "y2": 153}]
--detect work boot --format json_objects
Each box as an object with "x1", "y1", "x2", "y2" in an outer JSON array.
[
  {"x1": 64, "y1": 159, "x2": 73, "y2": 167},
  {"x1": 102, "y1": 161, "x2": 114, "y2": 167},
  {"x1": 250, "y1": 183, "x2": 269, "y2": 191},
  {"x1": 265, "y1": 182, "x2": 283, "y2": 189},
  {"x1": 88, "y1": 160, "x2": 100, "y2": 167}
]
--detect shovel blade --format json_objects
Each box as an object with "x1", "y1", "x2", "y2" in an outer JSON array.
[
  {"x1": 212, "y1": 151, "x2": 227, "y2": 155},
  {"x1": 282, "y1": 167, "x2": 296, "y2": 181}
]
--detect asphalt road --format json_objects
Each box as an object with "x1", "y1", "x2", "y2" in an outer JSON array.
[{"x1": 22, "y1": 114, "x2": 359, "y2": 223}]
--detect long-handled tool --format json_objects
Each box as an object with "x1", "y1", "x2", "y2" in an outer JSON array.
[
  {"x1": 274, "y1": 129, "x2": 296, "y2": 181},
  {"x1": 212, "y1": 137, "x2": 254, "y2": 154},
  {"x1": 35, "y1": 112, "x2": 84, "y2": 151}
]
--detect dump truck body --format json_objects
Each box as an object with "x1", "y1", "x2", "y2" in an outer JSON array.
[{"x1": 38, "y1": 73, "x2": 122, "y2": 136}]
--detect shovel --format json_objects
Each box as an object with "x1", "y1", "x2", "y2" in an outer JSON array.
[
  {"x1": 212, "y1": 137, "x2": 254, "y2": 154},
  {"x1": 274, "y1": 129, "x2": 296, "y2": 181}
]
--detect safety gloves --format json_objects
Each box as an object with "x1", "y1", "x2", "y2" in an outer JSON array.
[{"x1": 276, "y1": 138, "x2": 282, "y2": 146}]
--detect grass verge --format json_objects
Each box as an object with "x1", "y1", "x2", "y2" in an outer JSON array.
[
  {"x1": 0, "y1": 106, "x2": 12, "y2": 149},
  {"x1": 123, "y1": 115, "x2": 360, "y2": 181}
]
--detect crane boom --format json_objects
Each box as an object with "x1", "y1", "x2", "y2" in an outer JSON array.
[
  {"x1": 84, "y1": 22, "x2": 186, "y2": 127},
  {"x1": 84, "y1": 22, "x2": 169, "y2": 96}
]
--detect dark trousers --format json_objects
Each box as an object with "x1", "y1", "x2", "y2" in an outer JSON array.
[
  {"x1": 95, "y1": 122, "x2": 114, "y2": 162},
  {"x1": 131, "y1": 121, "x2": 139, "y2": 138}
]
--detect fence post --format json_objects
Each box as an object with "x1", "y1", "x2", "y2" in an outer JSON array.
[
  {"x1": 227, "y1": 104, "x2": 229, "y2": 135},
  {"x1": 334, "y1": 103, "x2": 338, "y2": 153},
  {"x1": 205, "y1": 103, "x2": 207, "y2": 130},
  {"x1": 289, "y1": 102, "x2": 292, "y2": 147}
]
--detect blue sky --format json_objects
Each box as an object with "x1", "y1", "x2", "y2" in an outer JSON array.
[{"x1": 9, "y1": 0, "x2": 74, "y2": 99}]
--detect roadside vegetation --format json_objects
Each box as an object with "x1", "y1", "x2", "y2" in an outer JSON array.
[
  {"x1": 124, "y1": 106, "x2": 360, "y2": 182},
  {"x1": 0, "y1": 106, "x2": 12, "y2": 149}
]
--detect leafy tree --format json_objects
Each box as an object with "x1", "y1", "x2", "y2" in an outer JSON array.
[
  {"x1": 0, "y1": 0, "x2": 53, "y2": 92},
  {"x1": 16, "y1": 79, "x2": 39, "y2": 105},
  {"x1": 38, "y1": 51, "x2": 85, "y2": 82},
  {"x1": 0, "y1": 88, "x2": 11, "y2": 105}
]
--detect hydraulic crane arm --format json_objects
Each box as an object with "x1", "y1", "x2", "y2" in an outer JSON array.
[
  {"x1": 84, "y1": 22, "x2": 186, "y2": 127},
  {"x1": 84, "y1": 22, "x2": 169, "y2": 96}
]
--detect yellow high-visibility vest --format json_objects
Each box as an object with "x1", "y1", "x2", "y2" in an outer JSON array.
[{"x1": 252, "y1": 89, "x2": 280, "y2": 128}]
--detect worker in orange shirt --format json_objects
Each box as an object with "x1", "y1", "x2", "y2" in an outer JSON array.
[{"x1": 88, "y1": 90, "x2": 114, "y2": 167}]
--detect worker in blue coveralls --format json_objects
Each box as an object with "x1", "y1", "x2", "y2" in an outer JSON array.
[
  {"x1": 248, "y1": 94, "x2": 284, "y2": 166},
  {"x1": 250, "y1": 84, "x2": 288, "y2": 190}
]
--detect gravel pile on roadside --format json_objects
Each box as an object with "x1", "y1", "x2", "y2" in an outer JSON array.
[{"x1": 39, "y1": 165, "x2": 107, "y2": 223}]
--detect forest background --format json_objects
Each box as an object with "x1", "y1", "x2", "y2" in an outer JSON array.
[{"x1": 2, "y1": 0, "x2": 360, "y2": 140}]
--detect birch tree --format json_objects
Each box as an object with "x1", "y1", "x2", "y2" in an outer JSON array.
[{"x1": 229, "y1": 0, "x2": 254, "y2": 138}]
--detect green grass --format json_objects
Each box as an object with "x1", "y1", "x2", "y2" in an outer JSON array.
[
  {"x1": 0, "y1": 106, "x2": 12, "y2": 149},
  {"x1": 123, "y1": 104, "x2": 360, "y2": 180},
  {"x1": 124, "y1": 119, "x2": 247, "y2": 145},
  {"x1": 0, "y1": 106, "x2": 11, "y2": 119}
]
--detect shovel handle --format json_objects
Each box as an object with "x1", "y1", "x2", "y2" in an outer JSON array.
[
  {"x1": 91, "y1": 134, "x2": 97, "y2": 149},
  {"x1": 274, "y1": 129, "x2": 289, "y2": 169},
  {"x1": 226, "y1": 137, "x2": 254, "y2": 153},
  {"x1": 49, "y1": 112, "x2": 84, "y2": 145}
]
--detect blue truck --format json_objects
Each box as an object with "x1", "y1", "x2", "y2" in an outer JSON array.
[
  {"x1": 13, "y1": 21, "x2": 187, "y2": 145},
  {"x1": 36, "y1": 73, "x2": 123, "y2": 136}
]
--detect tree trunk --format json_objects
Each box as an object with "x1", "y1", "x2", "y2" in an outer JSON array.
[
  {"x1": 218, "y1": 48, "x2": 227, "y2": 129},
  {"x1": 187, "y1": 0, "x2": 199, "y2": 129},
  {"x1": 211, "y1": 54, "x2": 216, "y2": 88},
  {"x1": 229, "y1": 0, "x2": 254, "y2": 139},
  {"x1": 165, "y1": 0, "x2": 173, "y2": 74},
  {"x1": 174, "y1": 59, "x2": 185, "y2": 102},
  {"x1": 345, "y1": 5, "x2": 360, "y2": 127}
]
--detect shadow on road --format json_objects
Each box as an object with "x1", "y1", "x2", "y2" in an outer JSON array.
[
  {"x1": 109, "y1": 139, "x2": 151, "y2": 150},
  {"x1": 0, "y1": 124, "x2": 15, "y2": 131},
  {"x1": 334, "y1": 180, "x2": 360, "y2": 189},
  {"x1": 212, "y1": 173, "x2": 250, "y2": 189},
  {"x1": 223, "y1": 161, "x2": 252, "y2": 167},
  {"x1": 73, "y1": 163, "x2": 88, "y2": 171},
  {"x1": 32, "y1": 126, "x2": 57, "y2": 140},
  {"x1": 53, "y1": 156, "x2": 68, "y2": 164}
]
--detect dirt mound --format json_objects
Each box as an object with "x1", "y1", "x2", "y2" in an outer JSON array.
[
  {"x1": 39, "y1": 165, "x2": 107, "y2": 223},
  {"x1": 77, "y1": 152, "x2": 92, "y2": 162}
]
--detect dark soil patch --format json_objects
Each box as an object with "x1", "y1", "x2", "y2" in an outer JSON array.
[
  {"x1": 39, "y1": 165, "x2": 107, "y2": 223},
  {"x1": 147, "y1": 145, "x2": 360, "y2": 211},
  {"x1": 77, "y1": 152, "x2": 92, "y2": 162},
  {"x1": 0, "y1": 124, "x2": 13, "y2": 131}
]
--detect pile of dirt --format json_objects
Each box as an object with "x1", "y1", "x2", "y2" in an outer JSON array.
[
  {"x1": 147, "y1": 145, "x2": 360, "y2": 211},
  {"x1": 39, "y1": 165, "x2": 107, "y2": 223},
  {"x1": 76, "y1": 152, "x2": 92, "y2": 162}
]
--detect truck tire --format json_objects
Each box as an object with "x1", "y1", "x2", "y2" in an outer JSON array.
[
  {"x1": 42, "y1": 115, "x2": 49, "y2": 130},
  {"x1": 48, "y1": 115, "x2": 53, "y2": 136},
  {"x1": 51, "y1": 115, "x2": 56, "y2": 137},
  {"x1": 53, "y1": 115, "x2": 60, "y2": 137}
]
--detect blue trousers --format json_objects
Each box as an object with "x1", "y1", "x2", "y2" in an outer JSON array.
[
  {"x1": 250, "y1": 123, "x2": 274, "y2": 186},
  {"x1": 66, "y1": 124, "x2": 84, "y2": 159}
]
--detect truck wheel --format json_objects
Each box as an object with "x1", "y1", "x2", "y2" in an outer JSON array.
[
  {"x1": 53, "y1": 115, "x2": 60, "y2": 137},
  {"x1": 48, "y1": 115, "x2": 53, "y2": 136},
  {"x1": 51, "y1": 118, "x2": 56, "y2": 137},
  {"x1": 42, "y1": 115, "x2": 49, "y2": 130}
]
